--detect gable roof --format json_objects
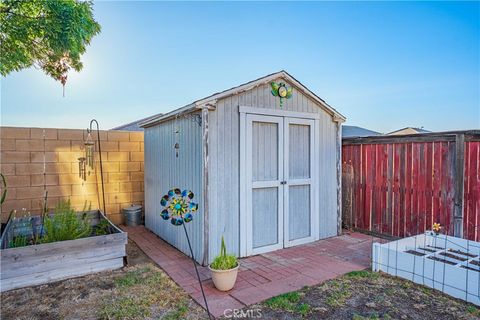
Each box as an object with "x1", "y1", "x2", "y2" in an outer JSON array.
[
  {"x1": 140, "y1": 70, "x2": 346, "y2": 128},
  {"x1": 342, "y1": 125, "x2": 381, "y2": 138},
  {"x1": 387, "y1": 127, "x2": 431, "y2": 135}
]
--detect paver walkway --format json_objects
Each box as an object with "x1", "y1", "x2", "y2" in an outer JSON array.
[{"x1": 123, "y1": 225, "x2": 386, "y2": 318}]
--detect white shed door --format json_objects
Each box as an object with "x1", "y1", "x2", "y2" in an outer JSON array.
[
  {"x1": 284, "y1": 118, "x2": 315, "y2": 247},
  {"x1": 245, "y1": 114, "x2": 315, "y2": 255}
]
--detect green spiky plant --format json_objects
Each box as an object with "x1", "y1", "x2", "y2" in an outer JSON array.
[
  {"x1": 210, "y1": 236, "x2": 238, "y2": 270},
  {"x1": 94, "y1": 218, "x2": 111, "y2": 236},
  {"x1": 41, "y1": 200, "x2": 92, "y2": 243},
  {"x1": 9, "y1": 234, "x2": 28, "y2": 248}
]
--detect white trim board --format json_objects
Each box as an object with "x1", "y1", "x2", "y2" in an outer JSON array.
[
  {"x1": 239, "y1": 106, "x2": 322, "y2": 120},
  {"x1": 239, "y1": 108, "x2": 320, "y2": 256}
]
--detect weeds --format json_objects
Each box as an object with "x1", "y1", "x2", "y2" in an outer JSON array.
[
  {"x1": 466, "y1": 305, "x2": 480, "y2": 317},
  {"x1": 265, "y1": 291, "x2": 312, "y2": 316},
  {"x1": 325, "y1": 280, "x2": 351, "y2": 307},
  {"x1": 345, "y1": 270, "x2": 379, "y2": 279},
  {"x1": 295, "y1": 303, "x2": 311, "y2": 316},
  {"x1": 164, "y1": 303, "x2": 189, "y2": 320},
  {"x1": 265, "y1": 292, "x2": 301, "y2": 311}
]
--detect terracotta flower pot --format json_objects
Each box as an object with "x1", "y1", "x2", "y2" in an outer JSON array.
[{"x1": 208, "y1": 264, "x2": 239, "y2": 291}]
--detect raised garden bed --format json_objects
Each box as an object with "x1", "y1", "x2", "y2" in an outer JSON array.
[
  {"x1": 372, "y1": 231, "x2": 480, "y2": 306},
  {"x1": 0, "y1": 210, "x2": 127, "y2": 292}
]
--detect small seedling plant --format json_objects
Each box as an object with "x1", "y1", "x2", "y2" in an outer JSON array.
[{"x1": 210, "y1": 236, "x2": 238, "y2": 270}]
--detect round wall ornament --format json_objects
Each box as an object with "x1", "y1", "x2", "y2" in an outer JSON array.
[{"x1": 270, "y1": 82, "x2": 293, "y2": 107}]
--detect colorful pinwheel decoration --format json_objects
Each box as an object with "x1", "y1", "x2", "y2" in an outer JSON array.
[
  {"x1": 159, "y1": 188, "x2": 211, "y2": 319},
  {"x1": 160, "y1": 188, "x2": 198, "y2": 226},
  {"x1": 271, "y1": 82, "x2": 293, "y2": 108}
]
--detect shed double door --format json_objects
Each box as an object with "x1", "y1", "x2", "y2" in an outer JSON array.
[{"x1": 245, "y1": 114, "x2": 315, "y2": 255}]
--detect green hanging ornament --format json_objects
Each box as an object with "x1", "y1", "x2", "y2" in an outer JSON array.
[{"x1": 271, "y1": 82, "x2": 293, "y2": 108}]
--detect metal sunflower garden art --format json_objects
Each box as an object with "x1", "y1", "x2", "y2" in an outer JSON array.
[{"x1": 160, "y1": 188, "x2": 198, "y2": 226}]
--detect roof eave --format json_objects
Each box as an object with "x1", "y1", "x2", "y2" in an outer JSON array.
[{"x1": 140, "y1": 70, "x2": 346, "y2": 128}]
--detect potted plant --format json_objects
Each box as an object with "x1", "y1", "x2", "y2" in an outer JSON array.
[{"x1": 209, "y1": 236, "x2": 239, "y2": 291}]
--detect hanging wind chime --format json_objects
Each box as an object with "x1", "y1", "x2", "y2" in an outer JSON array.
[
  {"x1": 174, "y1": 115, "x2": 180, "y2": 158},
  {"x1": 160, "y1": 189, "x2": 212, "y2": 320},
  {"x1": 84, "y1": 132, "x2": 95, "y2": 169},
  {"x1": 77, "y1": 120, "x2": 107, "y2": 214},
  {"x1": 271, "y1": 81, "x2": 293, "y2": 108}
]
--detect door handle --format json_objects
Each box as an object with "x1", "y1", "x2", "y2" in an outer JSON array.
[{"x1": 280, "y1": 181, "x2": 287, "y2": 185}]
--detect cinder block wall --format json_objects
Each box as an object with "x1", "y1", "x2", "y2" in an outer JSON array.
[{"x1": 0, "y1": 126, "x2": 144, "y2": 224}]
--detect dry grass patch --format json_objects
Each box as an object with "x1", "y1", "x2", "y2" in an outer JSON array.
[
  {"x1": 99, "y1": 264, "x2": 194, "y2": 319},
  {"x1": 247, "y1": 270, "x2": 480, "y2": 320},
  {"x1": 1, "y1": 242, "x2": 206, "y2": 320}
]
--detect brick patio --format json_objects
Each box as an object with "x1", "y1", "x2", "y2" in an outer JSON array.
[{"x1": 123, "y1": 225, "x2": 386, "y2": 318}]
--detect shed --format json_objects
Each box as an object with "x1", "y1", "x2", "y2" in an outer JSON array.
[{"x1": 141, "y1": 71, "x2": 346, "y2": 265}]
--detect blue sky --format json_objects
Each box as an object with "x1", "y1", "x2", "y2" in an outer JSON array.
[{"x1": 1, "y1": 1, "x2": 479, "y2": 133}]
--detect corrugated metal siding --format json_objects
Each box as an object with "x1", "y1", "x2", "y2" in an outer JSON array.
[
  {"x1": 208, "y1": 79, "x2": 339, "y2": 261},
  {"x1": 144, "y1": 114, "x2": 204, "y2": 263}
]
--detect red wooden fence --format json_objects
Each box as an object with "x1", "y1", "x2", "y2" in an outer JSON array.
[
  {"x1": 342, "y1": 131, "x2": 480, "y2": 241},
  {"x1": 464, "y1": 141, "x2": 480, "y2": 241}
]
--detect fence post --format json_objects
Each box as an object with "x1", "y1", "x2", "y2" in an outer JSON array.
[
  {"x1": 342, "y1": 164, "x2": 354, "y2": 228},
  {"x1": 453, "y1": 134, "x2": 465, "y2": 238}
]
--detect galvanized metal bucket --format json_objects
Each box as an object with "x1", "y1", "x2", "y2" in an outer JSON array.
[{"x1": 123, "y1": 205, "x2": 142, "y2": 226}]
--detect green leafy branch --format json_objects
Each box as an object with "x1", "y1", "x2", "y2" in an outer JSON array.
[{"x1": 0, "y1": 0, "x2": 101, "y2": 85}]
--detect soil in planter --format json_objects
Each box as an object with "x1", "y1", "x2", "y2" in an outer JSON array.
[
  {"x1": 438, "y1": 252, "x2": 468, "y2": 262},
  {"x1": 461, "y1": 265, "x2": 480, "y2": 272},
  {"x1": 471, "y1": 260, "x2": 480, "y2": 267},
  {"x1": 405, "y1": 250, "x2": 426, "y2": 256},
  {"x1": 427, "y1": 256, "x2": 457, "y2": 265},
  {"x1": 427, "y1": 245, "x2": 446, "y2": 250},
  {"x1": 448, "y1": 249, "x2": 478, "y2": 258}
]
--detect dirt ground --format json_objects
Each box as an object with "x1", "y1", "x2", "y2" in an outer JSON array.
[
  {"x1": 244, "y1": 270, "x2": 480, "y2": 320},
  {"x1": 2, "y1": 242, "x2": 479, "y2": 320},
  {"x1": 0, "y1": 241, "x2": 207, "y2": 320}
]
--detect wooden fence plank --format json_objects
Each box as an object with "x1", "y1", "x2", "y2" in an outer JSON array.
[
  {"x1": 405, "y1": 143, "x2": 413, "y2": 236},
  {"x1": 342, "y1": 132, "x2": 479, "y2": 241}
]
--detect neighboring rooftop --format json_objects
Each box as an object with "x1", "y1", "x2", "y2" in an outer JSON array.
[
  {"x1": 387, "y1": 127, "x2": 431, "y2": 135},
  {"x1": 342, "y1": 125, "x2": 381, "y2": 138}
]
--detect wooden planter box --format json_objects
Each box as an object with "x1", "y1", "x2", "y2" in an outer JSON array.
[{"x1": 0, "y1": 211, "x2": 127, "y2": 292}]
